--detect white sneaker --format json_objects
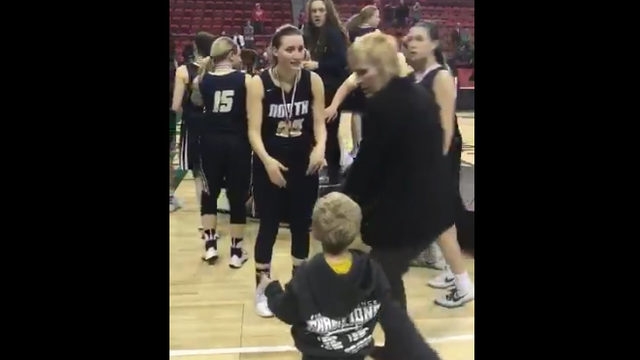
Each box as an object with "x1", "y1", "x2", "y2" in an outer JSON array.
[
  {"x1": 434, "y1": 286, "x2": 474, "y2": 308},
  {"x1": 423, "y1": 243, "x2": 447, "y2": 270},
  {"x1": 427, "y1": 266, "x2": 455, "y2": 289},
  {"x1": 255, "y1": 291, "x2": 273, "y2": 318},
  {"x1": 169, "y1": 195, "x2": 182, "y2": 212},
  {"x1": 202, "y1": 247, "x2": 219, "y2": 264},
  {"x1": 411, "y1": 243, "x2": 446, "y2": 270},
  {"x1": 229, "y1": 248, "x2": 249, "y2": 269},
  {"x1": 201, "y1": 233, "x2": 220, "y2": 265}
]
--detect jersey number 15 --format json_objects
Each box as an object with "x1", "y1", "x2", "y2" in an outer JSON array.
[{"x1": 212, "y1": 90, "x2": 235, "y2": 113}]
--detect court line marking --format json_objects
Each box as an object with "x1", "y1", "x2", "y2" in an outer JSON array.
[{"x1": 169, "y1": 333, "x2": 474, "y2": 357}]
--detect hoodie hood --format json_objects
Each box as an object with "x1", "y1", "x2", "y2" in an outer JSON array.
[{"x1": 300, "y1": 250, "x2": 378, "y2": 319}]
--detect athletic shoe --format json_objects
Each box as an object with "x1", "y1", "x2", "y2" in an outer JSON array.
[
  {"x1": 427, "y1": 266, "x2": 455, "y2": 289},
  {"x1": 410, "y1": 244, "x2": 446, "y2": 270},
  {"x1": 229, "y1": 247, "x2": 249, "y2": 269},
  {"x1": 423, "y1": 243, "x2": 446, "y2": 270},
  {"x1": 255, "y1": 291, "x2": 274, "y2": 318},
  {"x1": 169, "y1": 195, "x2": 182, "y2": 212},
  {"x1": 434, "y1": 286, "x2": 474, "y2": 308},
  {"x1": 201, "y1": 233, "x2": 220, "y2": 265}
]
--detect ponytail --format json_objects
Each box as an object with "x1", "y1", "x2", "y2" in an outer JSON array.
[
  {"x1": 434, "y1": 46, "x2": 446, "y2": 67},
  {"x1": 197, "y1": 57, "x2": 212, "y2": 79},
  {"x1": 346, "y1": 14, "x2": 364, "y2": 34},
  {"x1": 347, "y1": 5, "x2": 378, "y2": 34}
]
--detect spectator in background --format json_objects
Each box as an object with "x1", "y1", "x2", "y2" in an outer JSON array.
[
  {"x1": 233, "y1": 32, "x2": 246, "y2": 48},
  {"x1": 298, "y1": 9, "x2": 305, "y2": 29},
  {"x1": 252, "y1": 3, "x2": 265, "y2": 34},
  {"x1": 410, "y1": 1, "x2": 423, "y2": 26},
  {"x1": 383, "y1": 2, "x2": 395, "y2": 28},
  {"x1": 244, "y1": 20, "x2": 255, "y2": 49},
  {"x1": 396, "y1": 0, "x2": 409, "y2": 28}
]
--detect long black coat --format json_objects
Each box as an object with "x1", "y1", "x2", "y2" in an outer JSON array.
[{"x1": 343, "y1": 76, "x2": 454, "y2": 249}]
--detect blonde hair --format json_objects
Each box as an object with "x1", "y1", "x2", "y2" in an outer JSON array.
[
  {"x1": 346, "y1": 5, "x2": 378, "y2": 33},
  {"x1": 348, "y1": 31, "x2": 400, "y2": 81},
  {"x1": 198, "y1": 36, "x2": 238, "y2": 78},
  {"x1": 311, "y1": 192, "x2": 362, "y2": 255}
]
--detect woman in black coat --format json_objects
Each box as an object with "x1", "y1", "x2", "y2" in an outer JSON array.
[{"x1": 342, "y1": 32, "x2": 453, "y2": 309}]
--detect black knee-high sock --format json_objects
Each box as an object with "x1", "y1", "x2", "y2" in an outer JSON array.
[
  {"x1": 231, "y1": 237, "x2": 243, "y2": 248},
  {"x1": 255, "y1": 266, "x2": 271, "y2": 287},
  {"x1": 203, "y1": 229, "x2": 217, "y2": 249}
]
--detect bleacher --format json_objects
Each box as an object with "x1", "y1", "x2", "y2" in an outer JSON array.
[{"x1": 170, "y1": 0, "x2": 294, "y2": 61}]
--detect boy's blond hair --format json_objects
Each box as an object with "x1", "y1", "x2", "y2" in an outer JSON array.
[{"x1": 311, "y1": 192, "x2": 362, "y2": 255}]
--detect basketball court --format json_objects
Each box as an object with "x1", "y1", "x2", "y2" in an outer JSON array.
[{"x1": 170, "y1": 112, "x2": 475, "y2": 360}]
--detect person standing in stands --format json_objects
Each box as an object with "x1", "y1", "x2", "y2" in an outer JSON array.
[
  {"x1": 244, "y1": 20, "x2": 255, "y2": 49},
  {"x1": 298, "y1": 9, "x2": 306, "y2": 29},
  {"x1": 383, "y1": 2, "x2": 395, "y2": 28},
  {"x1": 396, "y1": 0, "x2": 409, "y2": 28},
  {"x1": 302, "y1": 0, "x2": 350, "y2": 185},
  {"x1": 253, "y1": 3, "x2": 265, "y2": 35},
  {"x1": 410, "y1": 1, "x2": 423, "y2": 26}
]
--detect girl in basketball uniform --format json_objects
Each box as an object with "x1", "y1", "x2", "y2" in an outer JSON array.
[
  {"x1": 247, "y1": 25, "x2": 327, "y2": 317},
  {"x1": 171, "y1": 32, "x2": 215, "y2": 217},
  {"x1": 404, "y1": 22, "x2": 475, "y2": 308},
  {"x1": 170, "y1": 35, "x2": 180, "y2": 212},
  {"x1": 189, "y1": 37, "x2": 252, "y2": 268},
  {"x1": 302, "y1": 0, "x2": 349, "y2": 185}
]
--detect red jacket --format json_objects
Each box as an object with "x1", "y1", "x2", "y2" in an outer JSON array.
[{"x1": 252, "y1": 9, "x2": 265, "y2": 22}]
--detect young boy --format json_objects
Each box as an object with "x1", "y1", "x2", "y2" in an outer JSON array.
[{"x1": 259, "y1": 192, "x2": 440, "y2": 360}]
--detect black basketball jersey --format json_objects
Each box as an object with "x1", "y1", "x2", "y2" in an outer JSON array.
[
  {"x1": 182, "y1": 62, "x2": 202, "y2": 113},
  {"x1": 259, "y1": 69, "x2": 315, "y2": 153},
  {"x1": 199, "y1": 70, "x2": 247, "y2": 135},
  {"x1": 416, "y1": 66, "x2": 462, "y2": 141}
]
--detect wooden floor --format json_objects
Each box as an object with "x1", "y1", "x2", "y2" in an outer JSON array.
[{"x1": 170, "y1": 113, "x2": 475, "y2": 360}]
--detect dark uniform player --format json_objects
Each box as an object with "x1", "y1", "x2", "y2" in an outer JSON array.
[
  {"x1": 172, "y1": 32, "x2": 215, "y2": 216},
  {"x1": 404, "y1": 22, "x2": 474, "y2": 308},
  {"x1": 247, "y1": 25, "x2": 327, "y2": 318},
  {"x1": 191, "y1": 37, "x2": 252, "y2": 268}
]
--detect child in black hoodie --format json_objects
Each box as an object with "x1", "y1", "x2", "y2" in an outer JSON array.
[{"x1": 259, "y1": 192, "x2": 441, "y2": 360}]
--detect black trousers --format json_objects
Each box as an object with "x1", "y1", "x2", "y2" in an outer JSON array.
[
  {"x1": 369, "y1": 242, "x2": 429, "y2": 310},
  {"x1": 253, "y1": 148, "x2": 319, "y2": 264},
  {"x1": 199, "y1": 133, "x2": 251, "y2": 224}
]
